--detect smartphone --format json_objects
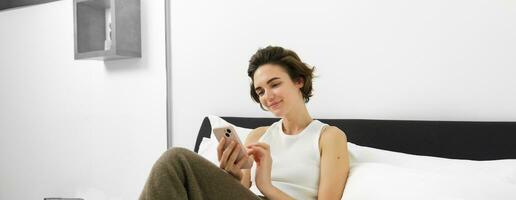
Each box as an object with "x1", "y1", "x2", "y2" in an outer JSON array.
[{"x1": 212, "y1": 125, "x2": 253, "y2": 169}]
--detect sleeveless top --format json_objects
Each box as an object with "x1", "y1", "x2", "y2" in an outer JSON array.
[{"x1": 249, "y1": 118, "x2": 329, "y2": 200}]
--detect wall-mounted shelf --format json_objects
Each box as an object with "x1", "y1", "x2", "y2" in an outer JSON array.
[{"x1": 73, "y1": 0, "x2": 141, "y2": 60}]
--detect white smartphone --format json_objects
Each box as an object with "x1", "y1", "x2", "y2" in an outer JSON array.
[{"x1": 212, "y1": 125, "x2": 253, "y2": 169}]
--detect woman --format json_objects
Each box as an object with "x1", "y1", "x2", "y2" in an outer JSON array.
[{"x1": 139, "y1": 46, "x2": 350, "y2": 200}]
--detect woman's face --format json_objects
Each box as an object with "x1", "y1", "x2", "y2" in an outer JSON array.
[{"x1": 253, "y1": 64, "x2": 304, "y2": 117}]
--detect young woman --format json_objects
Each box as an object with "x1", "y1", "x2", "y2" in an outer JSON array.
[{"x1": 139, "y1": 46, "x2": 350, "y2": 200}]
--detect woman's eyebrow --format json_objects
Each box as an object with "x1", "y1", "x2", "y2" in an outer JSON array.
[
  {"x1": 255, "y1": 77, "x2": 280, "y2": 91},
  {"x1": 267, "y1": 77, "x2": 280, "y2": 84}
]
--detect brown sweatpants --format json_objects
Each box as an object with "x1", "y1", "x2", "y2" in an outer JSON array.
[{"x1": 139, "y1": 147, "x2": 268, "y2": 200}]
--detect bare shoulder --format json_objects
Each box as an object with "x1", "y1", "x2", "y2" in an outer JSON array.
[
  {"x1": 319, "y1": 126, "x2": 348, "y2": 152},
  {"x1": 244, "y1": 126, "x2": 269, "y2": 145},
  {"x1": 322, "y1": 126, "x2": 347, "y2": 140}
]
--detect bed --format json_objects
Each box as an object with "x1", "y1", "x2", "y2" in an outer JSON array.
[{"x1": 194, "y1": 116, "x2": 516, "y2": 199}]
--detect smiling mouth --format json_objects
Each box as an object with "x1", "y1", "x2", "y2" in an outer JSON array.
[{"x1": 269, "y1": 100, "x2": 282, "y2": 108}]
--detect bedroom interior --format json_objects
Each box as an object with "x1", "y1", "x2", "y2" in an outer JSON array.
[{"x1": 0, "y1": 0, "x2": 515, "y2": 199}]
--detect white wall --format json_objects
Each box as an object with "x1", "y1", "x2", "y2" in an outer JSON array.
[
  {"x1": 0, "y1": 1, "x2": 166, "y2": 200},
  {"x1": 170, "y1": 0, "x2": 516, "y2": 149}
]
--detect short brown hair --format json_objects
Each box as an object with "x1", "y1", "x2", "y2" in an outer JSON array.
[{"x1": 248, "y1": 46, "x2": 315, "y2": 110}]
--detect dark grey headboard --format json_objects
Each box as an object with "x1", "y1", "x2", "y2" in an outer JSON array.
[{"x1": 194, "y1": 116, "x2": 516, "y2": 160}]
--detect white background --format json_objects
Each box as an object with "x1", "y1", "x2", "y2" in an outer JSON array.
[{"x1": 170, "y1": 0, "x2": 516, "y2": 149}]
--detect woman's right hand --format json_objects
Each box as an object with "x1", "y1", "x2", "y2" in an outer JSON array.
[{"x1": 217, "y1": 137, "x2": 250, "y2": 181}]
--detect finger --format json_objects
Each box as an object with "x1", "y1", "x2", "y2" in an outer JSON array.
[
  {"x1": 235, "y1": 153, "x2": 248, "y2": 168},
  {"x1": 220, "y1": 140, "x2": 234, "y2": 166},
  {"x1": 247, "y1": 146, "x2": 263, "y2": 154},
  {"x1": 226, "y1": 143, "x2": 240, "y2": 170},
  {"x1": 247, "y1": 144, "x2": 268, "y2": 153},
  {"x1": 247, "y1": 147, "x2": 262, "y2": 163},
  {"x1": 246, "y1": 148, "x2": 255, "y2": 160},
  {"x1": 220, "y1": 141, "x2": 236, "y2": 169},
  {"x1": 217, "y1": 137, "x2": 225, "y2": 160},
  {"x1": 253, "y1": 142, "x2": 270, "y2": 150},
  {"x1": 246, "y1": 147, "x2": 263, "y2": 159},
  {"x1": 247, "y1": 142, "x2": 270, "y2": 150},
  {"x1": 245, "y1": 142, "x2": 255, "y2": 148}
]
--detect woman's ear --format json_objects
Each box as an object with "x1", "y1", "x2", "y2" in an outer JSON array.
[{"x1": 294, "y1": 77, "x2": 305, "y2": 89}]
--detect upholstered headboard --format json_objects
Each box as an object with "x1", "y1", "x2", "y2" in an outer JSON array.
[{"x1": 194, "y1": 116, "x2": 516, "y2": 160}]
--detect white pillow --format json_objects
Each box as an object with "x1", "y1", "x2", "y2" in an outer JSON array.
[
  {"x1": 342, "y1": 162, "x2": 516, "y2": 200},
  {"x1": 197, "y1": 115, "x2": 253, "y2": 166},
  {"x1": 207, "y1": 115, "x2": 251, "y2": 142},
  {"x1": 347, "y1": 142, "x2": 516, "y2": 182},
  {"x1": 342, "y1": 142, "x2": 516, "y2": 200},
  {"x1": 197, "y1": 137, "x2": 220, "y2": 165}
]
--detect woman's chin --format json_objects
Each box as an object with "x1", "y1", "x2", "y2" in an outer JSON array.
[{"x1": 270, "y1": 109, "x2": 285, "y2": 118}]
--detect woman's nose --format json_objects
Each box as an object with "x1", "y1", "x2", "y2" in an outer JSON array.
[
  {"x1": 260, "y1": 91, "x2": 272, "y2": 102},
  {"x1": 264, "y1": 90, "x2": 274, "y2": 100}
]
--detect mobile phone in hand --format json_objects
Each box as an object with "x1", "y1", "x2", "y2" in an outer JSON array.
[{"x1": 212, "y1": 125, "x2": 253, "y2": 169}]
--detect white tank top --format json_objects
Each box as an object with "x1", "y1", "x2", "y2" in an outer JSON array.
[{"x1": 249, "y1": 118, "x2": 329, "y2": 200}]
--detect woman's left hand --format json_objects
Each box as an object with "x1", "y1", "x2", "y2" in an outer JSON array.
[{"x1": 246, "y1": 142, "x2": 273, "y2": 192}]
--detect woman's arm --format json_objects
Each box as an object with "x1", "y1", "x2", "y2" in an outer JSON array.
[
  {"x1": 260, "y1": 184, "x2": 295, "y2": 200},
  {"x1": 317, "y1": 126, "x2": 350, "y2": 200}
]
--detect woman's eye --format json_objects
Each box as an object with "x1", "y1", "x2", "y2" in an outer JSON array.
[{"x1": 272, "y1": 83, "x2": 280, "y2": 87}]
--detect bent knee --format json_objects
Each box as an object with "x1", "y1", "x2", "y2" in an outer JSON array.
[{"x1": 159, "y1": 147, "x2": 194, "y2": 162}]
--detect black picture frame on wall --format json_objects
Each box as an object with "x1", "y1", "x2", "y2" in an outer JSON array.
[{"x1": 0, "y1": 0, "x2": 61, "y2": 11}]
